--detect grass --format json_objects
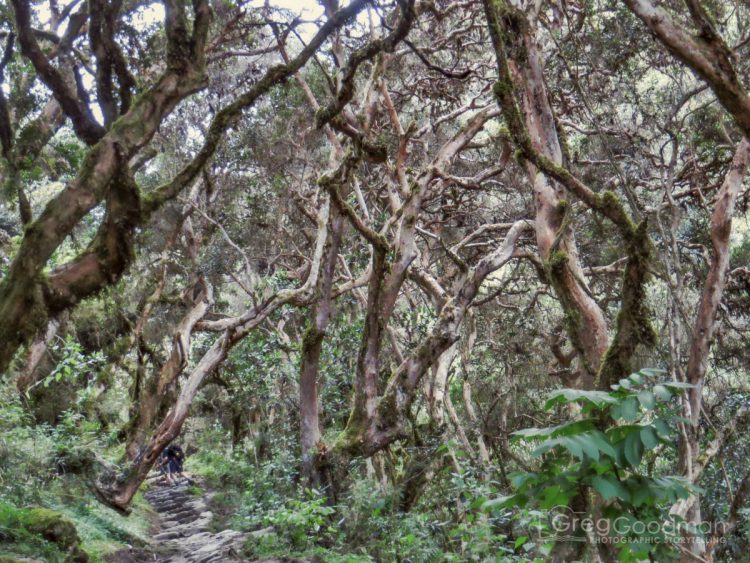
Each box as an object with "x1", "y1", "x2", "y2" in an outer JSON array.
[{"x1": 52, "y1": 490, "x2": 155, "y2": 561}]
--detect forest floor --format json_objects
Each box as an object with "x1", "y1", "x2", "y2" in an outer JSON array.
[{"x1": 106, "y1": 479, "x2": 247, "y2": 563}]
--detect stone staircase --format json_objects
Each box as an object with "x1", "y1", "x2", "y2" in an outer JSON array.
[{"x1": 140, "y1": 481, "x2": 247, "y2": 563}]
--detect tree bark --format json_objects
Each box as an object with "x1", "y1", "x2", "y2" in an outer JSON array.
[
  {"x1": 0, "y1": 0, "x2": 369, "y2": 375},
  {"x1": 123, "y1": 278, "x2": 214, "y2": 460},
  {"x1": 483, "y1": 0, "x2": 608, "y2": 386},
  {"x1": 319, "y1": 221, "x2": 532, "y2": 488},
  {"x1": 675, "y1": 138, "x2": 750, "y2": 561},
  {"x1": 300, "y1": 207, "x2": 343, "y2": 487}
]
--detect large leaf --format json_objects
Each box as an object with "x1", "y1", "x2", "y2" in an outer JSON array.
[
  {"x1": 631, "y1": 482, "x2": 653, "y2": 506},
  {"x1": 661, "y1": 381, "x2": 696, "y2": 390},
  {"x1": 638, "y1": 368, "x2": 667, "y2": 378},
  {"x1": 637, "y1": 390, "x2": 655, "y2": 411},
  {"x1": 544, "y1": 389, "x2": 617, "y2": 410},
  {"x1": 606, "y1": 424, "x2": 642, "y2": 442},
  {"x1": 640, "y1": 426, "x2": 659, "y2": 450},
  {"x1": 653, "y1": 384, "x2": 672, "y2": 401},
  {"x1": 533, "y1": 437, "x2": 583, "y2": 460},
  {"x1": 588, "y1": 430, "x2": 617, "y2": 458},
  {"x1": 532, "y1": 431, "x2": 616, "y2": 462},
  {"x1": 591, "y1": 475, "x2": 630, "y2": 501},
  {"x1": 611, "y1": 396, "x2": 639, "y2": 422},
  {"x1": 512, "y1": 419, "x2": 596, "y2": 441},
  {"x1": 652, "y1": 418, "x2": 673, "y2": 439},
  {"x1": 624, "y1": 431, "x2": 644, "y2": 467},
  {"x1": 571, "y1": 434, "x2": 600, "y2": 461}
]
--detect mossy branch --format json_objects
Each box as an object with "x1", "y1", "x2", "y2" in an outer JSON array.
[
  {"x1": 316, "y1": 0, "x2": 415, "y2": 129},
  {"x1": 484, "y1": 0, "x2": 656, "y2": 386}
]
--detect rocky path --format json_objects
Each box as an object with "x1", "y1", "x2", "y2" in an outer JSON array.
[{"x1": 113, "y1": 480, "x2": 248, "y2": 563}]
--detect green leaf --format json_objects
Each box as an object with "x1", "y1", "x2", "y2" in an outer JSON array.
[
  {"x1": 628, "y1": 372, "x2": 644, "y2": 386},
  {"x1": 540, "y1": 484, "x2": 571, "y2": 509},
  {"x1": 532, "y1": 430, "x2": 618, "y2": 462},
  {"x1": 515, "y1": 536, "x2": 529, "y2": 549},
  {"x1": 638, "y1": 368, "x2": 666, "y2": 378},
  {"x1": 631, "y1": 483, "x2": 652, "y2": 506},
  {"x1": 571, "y1": 435, "x2": 600, "y2": 461},
  {"x1": 653, "y1": 384, "x2": 672, "y2": 401},
  {"x1": 510, "y1": 472, "x2": 537, "y2": 489},
  {"x1": 533, "y1": 436, "x2": 584, "y2": 460},
  {"x1": 481, "y1": 495, "x2": 518, "y2": 511},
  {"x1": 591, "y1": 475, "x2": 630, "y2": 501},
  {"x1": 624, "y1": 431, "x2": 644, "y2": 467},
  {"x1": 662, "y1": 381, "x2": 696, "y2": 389},
  {"x1": 588, "y1": 431, "x2": 617, "y2": 459},
  {"x1": 469, "y1": 496, "x2": 488, "y2": 510},
  {"x1": 637, "y1": 390, "x2": 655, "y2": 411},
  {"x1": 544, "y1": 389, "x2": 617, "y2": 410},
  {"x1": 640, "y1": 426, "x2": 659, "y2": 450},
  {"x1": 652, "y1": 418, "x2": 673, "y2": 439},
  {"x1": 512, "y1": 419, "x2": 596, "y2": 440},
  {"x1": 612, "y1": 396, "x2": 640, "y2": 421}
]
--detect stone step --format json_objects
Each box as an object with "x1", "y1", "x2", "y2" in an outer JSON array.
[
  {"x1": 160, "y1": 508, "x2": 199, "y2": 520},
  {"x1": 190, "y1": 552, "x2": 232, "y2": 563},
  {"x1": 153, "y1": 530, "x2": 184, "y2": 541},
  {"x1": 167, "y1": 512, "x2": 200, "y2": 526},
  {"x1": 149, "y1": 495, "x2": 190, "y2": 503},
  {"x1": 166, "y1": 506, "x2": 200, "y2": 517},
  {"x1": 152, "y1": 501, "x2": 190, "y2": 512},
  {"x1": 144, "y1": 481, "x2": 248, "y2": 562}
]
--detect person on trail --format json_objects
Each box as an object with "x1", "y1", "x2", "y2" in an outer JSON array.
[{"x1": 159, "y1": 443, "x2": 186, "y2": 485}]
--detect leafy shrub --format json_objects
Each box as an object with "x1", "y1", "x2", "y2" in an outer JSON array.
[{"x1": 484, "y1": 369, "x2": 698, "y2": 562}]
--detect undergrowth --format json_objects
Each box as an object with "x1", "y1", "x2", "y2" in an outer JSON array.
[{"x1": 0, "y1": 382, "x2": 153, "y2": 562}]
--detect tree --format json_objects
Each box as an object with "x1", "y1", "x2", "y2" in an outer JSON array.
[{"x1": 2, "y1": 0, "x2": 750, "y2": 560}]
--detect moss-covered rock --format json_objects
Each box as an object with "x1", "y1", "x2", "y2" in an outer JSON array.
[
  {"x1": 18, "y1": 508, "x2": 77, "y2": 548},
  {"x1": 16, "y1": 508, "x2": 88, "y2": 562}
]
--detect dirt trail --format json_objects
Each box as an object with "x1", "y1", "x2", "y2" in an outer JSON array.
[{"x1": 110, "y1": 480, "x2": 247, "y2": 563}]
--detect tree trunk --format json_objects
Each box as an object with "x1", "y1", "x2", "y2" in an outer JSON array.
[
  {"x1": 300, "y1": 208, "x2": 343, "y2": 487},
  {"x1": 123, "y1": 278, "x2": 213, "y2": 460},
  {"x1": 678, "y1": 138, "x2": 750, "y2": 561}
]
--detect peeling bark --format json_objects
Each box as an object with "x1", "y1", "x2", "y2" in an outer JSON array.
[
  {"x1": 94, "y1": 195, "x2": 337, "y2": 512},
  {"x1": 300, "y1": 207, "x2": 343, "y2": 486},
  {"x1": 482, "y1": 0, "x2": 608, "y2": 385},
  {"x1": 321, "y1": 220, "x2": 532, "y2": 481},
  {"x1": 672, "y1": 139, "x2": 750, "y2": 561},
  {"x1": 124, "y1": 278, "x2": 214, "y2": 460},
  {"x1": 623, "y1": 0, "x2": 750, "y2": 138},
  {"x1": 685, "y1": 138, "x2": 750, "y2": 428}
]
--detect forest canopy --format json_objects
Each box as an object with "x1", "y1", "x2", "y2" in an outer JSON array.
[{"x1": 0, "y1": 0, "x2": 749, "y2": 561}]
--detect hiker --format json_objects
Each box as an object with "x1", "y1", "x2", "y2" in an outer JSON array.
[{"x1": 159, "y1": 443, "x2": 186, "y2": 485}]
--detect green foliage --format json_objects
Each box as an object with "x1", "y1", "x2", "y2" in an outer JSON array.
[
  {"x1": 483, "y1": 369, "x2": 699, "y2": 561},
  {"x1": 189, "y1": 424, "x2": 535, "y2": 561},
  {"x1": 0, "y1": 502, "x2": 71, "y2": 561},
  {"x1": 246, "y1": 491, "x2": 335, "y2": 555},
  {"x1": 0, "y1": 383, "x2": 151, "y2": 561},
  {"x1": 32, "y1": 335, "x2": 106, "y2": 394},
  {"x1": 730, "y1": 230, "x2": 750, "y2": 270}
]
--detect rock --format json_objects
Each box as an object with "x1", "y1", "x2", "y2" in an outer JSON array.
[
  {"x1": 153, "y1": 530, "x2": 184, "y2": 540},
  {"x1": 16, "y1": 507, "x2": 89, "y2": 562},
  {"x1": 141, "y1": 481, "x2": 249, "y2": 562}
]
